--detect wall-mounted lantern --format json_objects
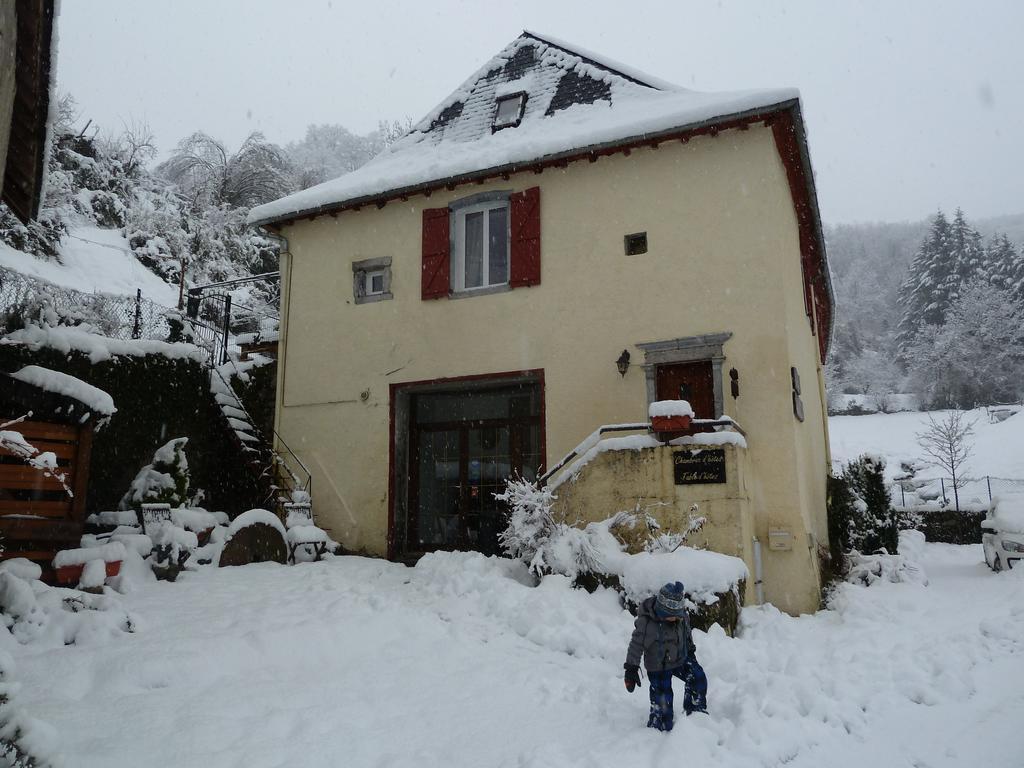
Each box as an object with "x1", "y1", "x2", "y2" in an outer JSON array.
[
  {"x1": 616, "y1": 349, "x2": 631, "y2": 377},
  {"x1": 730, "y1": 368, "x2": 740, "y2": 398}
]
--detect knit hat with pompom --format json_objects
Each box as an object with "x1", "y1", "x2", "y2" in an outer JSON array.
[{"x1": 655, "y1": 581, "x2": 687, "y2": 618}]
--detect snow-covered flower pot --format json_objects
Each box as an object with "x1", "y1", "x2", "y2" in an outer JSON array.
[
  {"x1": 55, "y1": 559, "x2": 122, "y2": 586},
  {"x1": 52, "y1": 542, "x2": 127, "y2": 586},
  {"x1": 650, "y1": 414, "x2": 693, "y2": 433},
  {"x1": 649, "y1": 400, "x2": 695, "y2": 435}
]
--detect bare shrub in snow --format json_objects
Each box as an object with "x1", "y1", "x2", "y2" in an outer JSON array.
[
  {"x1": 0, "y1": 417, "x2": 71, "y2": 496},
  {"x1": 159, "y1": 131, "x2": 295, "y2": 210},
  {"x1": 644, "y1": 503, "x2": 706, "y2": 553},
  {"x1": 916, "y1": 410, "x2": 975, "y2": 511}
]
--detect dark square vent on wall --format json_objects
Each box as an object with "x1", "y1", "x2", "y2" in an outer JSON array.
[{"x1": 624, "y1": 232, "x2": 648, "y2": 255}]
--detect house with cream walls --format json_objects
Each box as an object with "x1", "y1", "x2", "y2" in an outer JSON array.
[{"x1": 249, "y1": 31, "x2": 834, "y2": 615}]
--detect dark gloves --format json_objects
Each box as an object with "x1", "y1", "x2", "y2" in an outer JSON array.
[{"x1": 624, "y1": 664, "x2": 641, "y2": 692}]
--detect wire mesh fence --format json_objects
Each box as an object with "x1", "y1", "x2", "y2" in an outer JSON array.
[
  {"x1": 891, "y1": 475, "x2": 1024, "y2": 510},
  {"x1": 0, "y1": 264, "x2": 218, "y2": 355}
]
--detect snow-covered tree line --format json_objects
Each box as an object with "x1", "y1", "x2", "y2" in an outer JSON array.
[
  {"x1": 826, "y1": 209, "x2": 1024, "y2": 410},
  {"x1": 0, "y1": 95, "x2": 407, "y2": 311}
]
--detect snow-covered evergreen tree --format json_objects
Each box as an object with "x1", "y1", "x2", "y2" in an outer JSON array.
[
  {"x1": 985, "y1": 233, "x2": 1024, "y2": 304},
  {"x1": 897, "y1": 209, "x2": 990, "y2": 354},
  {"x1": 904, "y1": 279, "x2": 1024, "y2": 407},
  {"x1": 897, "y1": 211, "x2": 954, "y2": 351},
  {"x1": 120, "y1": 437, "x2": 191, "y2": 510},
  {"x1": 842, "y1": 455, "x2": 898, "y2": 554}
]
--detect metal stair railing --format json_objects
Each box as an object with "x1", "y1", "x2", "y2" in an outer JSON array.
[{"x1": 539, "y1": 418, "x2": 746, "y2": 488}]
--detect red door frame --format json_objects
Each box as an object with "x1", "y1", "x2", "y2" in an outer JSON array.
[{"x1": 387, "y1": 368, "x2": 545, "y2": 560}]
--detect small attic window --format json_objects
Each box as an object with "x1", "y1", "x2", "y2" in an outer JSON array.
[{"x1": 493, "y1": 92, "x2": 527, "y2": 131}]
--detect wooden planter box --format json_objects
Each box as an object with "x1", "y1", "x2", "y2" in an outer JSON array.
[{"x1": 54, "y1": 559, "x2": 122, "y2": 586}]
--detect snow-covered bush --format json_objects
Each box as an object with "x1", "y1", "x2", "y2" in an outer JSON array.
[
  {"x1": 120, "y1": 437, "x2": 191, "y2": 510},
  {"x1": 0, "y1": 650, "x2": 59, "y2": 768},
  {"x1": 0, "y1": 562, "x2": 136, "y2": 647},
  {"x1": 846, "y1": 531, "x2": 929, "y2": 588},
  {"x1": 841, "y1": 454, "x2": 899, "y2": 554},
  {"x1": 495, "y1": 476, "x2": 556, "y2": 567},
  {"x1": 497, "y1": 477, "x2": 634, "y2": 578},
  {"x1": 644, "y1": 504, "x2": 706, "y2": 554},
  {"x1": 496, "y1": 477, "x2": 747, "y2": 633}
]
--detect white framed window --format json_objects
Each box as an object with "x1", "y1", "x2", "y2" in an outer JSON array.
[
  {"x1": 452, "y1": 200, "x2": 509, "y2": 292},
  {"x1": 352, "y1": 257, "x2": 392, "y2": 304},
  {"x1": 493, "y1": 92, "x2": 527, "y2": 131},
  {"x1": 365, "y1": 269, "x2": 386, "y2": 296}
]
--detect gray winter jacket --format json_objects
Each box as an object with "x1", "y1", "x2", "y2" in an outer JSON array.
[{"x1": 625, "y1": 596, "x2": 696, "y2": 672}]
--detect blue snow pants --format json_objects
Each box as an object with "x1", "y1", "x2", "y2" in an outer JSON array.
[{"x1": 647, "y1": 659, "x2": 708, "y2": 731}]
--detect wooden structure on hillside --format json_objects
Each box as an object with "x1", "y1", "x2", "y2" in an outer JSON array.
[
  {"x1": 0, "y1": 378, "x2": 95, "y2": 580},
  {"x1": 0, "y1": 0, "x2": 56, "y2": 223}
]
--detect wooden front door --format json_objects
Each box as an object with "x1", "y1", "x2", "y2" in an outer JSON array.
[
  {"x1": 407, "y1": 382, "x2": 542, "y2": 556},
  {"x1": 655, "y1": 361, "x2": 715, "y2": 418}
]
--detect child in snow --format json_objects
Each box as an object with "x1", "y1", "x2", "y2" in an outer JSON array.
[{"x1": 623, "y1": 581, "x2": 708, "y2": 731}]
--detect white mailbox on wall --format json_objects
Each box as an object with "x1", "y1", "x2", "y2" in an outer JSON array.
[{"x1": 768, "y1": 526, "x2": 793, "y2": 551}]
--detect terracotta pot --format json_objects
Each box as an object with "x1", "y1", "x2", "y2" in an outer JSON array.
[{"x1": 54, "y1": 559, "x2": 122, "y2": 586}]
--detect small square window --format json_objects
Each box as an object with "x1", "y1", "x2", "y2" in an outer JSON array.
[
  {"x1": 352, "y1": 258, "x2": 392, "y2": 304},
  {"x1": 493, "y1": 93, "x2": 527, "y2": 131}
]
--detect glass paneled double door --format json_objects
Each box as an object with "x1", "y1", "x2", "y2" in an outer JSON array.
[{"x1": 409, "y1": 383, "x2": 541, "y2": 556}]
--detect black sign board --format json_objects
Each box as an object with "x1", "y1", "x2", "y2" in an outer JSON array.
[{"x1": 673, "y1": 449, "x2": 727, "y2": 485}]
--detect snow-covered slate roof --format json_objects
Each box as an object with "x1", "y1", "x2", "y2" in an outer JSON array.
[{"x1": 248, "y1": 31, "x2": 799, "y2": 227}]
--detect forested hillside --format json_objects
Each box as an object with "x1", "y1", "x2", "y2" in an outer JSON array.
[
  {"x1": 826, "y1": 210, "x2": 1024, "y2": 410},
  {"x1": 0, "y1": 95, "x2": 407, "y2": 318}
]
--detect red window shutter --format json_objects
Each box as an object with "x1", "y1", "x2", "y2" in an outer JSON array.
[
  {"x1": 421, "y1": 207, "x2": 450, "y2": 300},
  {"x1": 510, "y1": 187, "x2": 541, "y2": 287}
]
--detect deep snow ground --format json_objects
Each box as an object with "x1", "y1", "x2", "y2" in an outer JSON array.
[
  {"x1": 12, "y1": 545, "x2": 1024, "y2": 768},
  {"x1": 0, "y1": 226, "x2": 180, "y2": 306},
  {"x1": 829, "y1": 408, "x2": 1024, "y2": 482}
]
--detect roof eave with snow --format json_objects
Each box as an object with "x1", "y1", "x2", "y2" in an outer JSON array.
[{"x1": 249, "y1": 98, "x2": 801, "y2": 230}]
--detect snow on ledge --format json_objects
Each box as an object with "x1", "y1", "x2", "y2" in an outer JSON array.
[
  {"x1": 649, "y1": 399, "x2": 694, "y2": 419},
  {"x1": 226, "y1": 509, "x2": 287, "y2": 540},
  {"x1": 10, "y1": 365, "x2": 116, "y2": 415},
  {"x1": 1, "y1": 325, "x2": 208, "y2": 364},
  {"x1": 53, "y1": 542, "x2": 126, "y2": 568},
  {"x1": 669, "y1": 431, "x2": 747, "y2": 449},
  {"x1": 618, "y1": 547, "x2": 749, "y2": 606},
  {"x1": 549, "y1": 429, "x2": 746, "y2": 490}
]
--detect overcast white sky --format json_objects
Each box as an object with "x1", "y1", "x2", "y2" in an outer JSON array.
[{"x1": 56, "y1": 0, "x2": 1023, "y2": 224}]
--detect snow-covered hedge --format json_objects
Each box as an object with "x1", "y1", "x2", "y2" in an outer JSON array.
[{"x1": 497, "y1": 477, "x2": 747, "y2": 631}]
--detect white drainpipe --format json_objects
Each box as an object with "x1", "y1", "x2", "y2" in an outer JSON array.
[{"x1": 752, "y1": 536, "x2": 765, "y2": 605}]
